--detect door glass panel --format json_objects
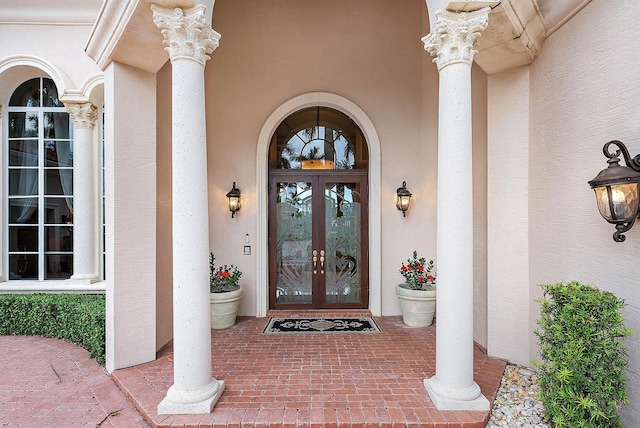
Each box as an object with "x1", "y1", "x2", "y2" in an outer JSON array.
[
  {"x1": 325, "y1": 182, "x2": 362, "y2": 304},
  {"x1": 275, "y1": 182, "x2": 313, "y2": 304}
]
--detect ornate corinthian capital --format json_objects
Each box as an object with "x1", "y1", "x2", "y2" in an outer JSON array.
[
  {"x1": 151, "y1": 4, "x2": 221, "y2": 66},
  {"x1": 422, "y1": 7, "x2": 490, "y2": 71},
  {"x1": 65, "y1": 103, "x2": 98, "y2": 129}
]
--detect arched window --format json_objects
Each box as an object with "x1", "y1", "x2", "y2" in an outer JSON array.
[
  {"x1": 269, "y1": 107, "x2": 368, "y2": 170},
  {"x1": 6, "y1": 77, "x2": 73, "y2": 280}
]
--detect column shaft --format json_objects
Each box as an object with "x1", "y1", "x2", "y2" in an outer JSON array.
[
  {"x1": 152, "y1": 4, "x2": 224, "y2": 414},
  {"x1": 436, "y1": 62, "x2": 475, "y2": 388},
  {"x1": 422, "y1": 7, "x2": 491, "y2": 411},
  {"x1": 171, "y1": 58, "x2": 214, "y2": 392},
  {"x1": 65, "y1": 103, "x2": 100, "y2": 283}
]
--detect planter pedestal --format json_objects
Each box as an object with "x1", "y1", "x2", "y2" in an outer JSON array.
[
  {"x1": 210, "y1": 285, "x2": 242, "y2": 329},
  {"x1": 396, "y1": 283, "x2": 436, "y2": 327}
]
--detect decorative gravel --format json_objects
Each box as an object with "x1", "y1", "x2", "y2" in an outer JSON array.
[{"x1": 486, "y1": 364, "x2": 551, "y2": 428}]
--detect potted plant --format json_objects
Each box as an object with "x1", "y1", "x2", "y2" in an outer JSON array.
[
  {"x1": 209, "y1": 253, "x2": 243, "y2": 329},
  {"x1": 396, "y1": 251, "x2": 436, "y2": 327}
]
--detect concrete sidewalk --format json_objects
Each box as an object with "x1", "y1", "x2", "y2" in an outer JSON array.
[{"x1": 0, "y1": 335, "x2": 148, "y2": 427}]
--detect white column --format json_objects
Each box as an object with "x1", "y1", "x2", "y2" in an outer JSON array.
[
  {"x1": 65, "y1": 103, "x2": 100, "y2": 284},
  {"x1": 422, "y1": 7, "x2": 491, "y2": 411},
  {"x1": 152, "y1": 4, "x2": 224, "y2": 414}
]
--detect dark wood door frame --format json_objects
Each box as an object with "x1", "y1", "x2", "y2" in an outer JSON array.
[{"x1": 268, "y1": 170, "x2": 369, "y2": 310}]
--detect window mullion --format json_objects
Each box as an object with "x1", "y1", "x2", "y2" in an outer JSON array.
[{"x1": 38, "y1": 108, "x2": 45, "y2": 281}]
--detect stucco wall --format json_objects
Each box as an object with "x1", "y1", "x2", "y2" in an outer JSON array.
[
  {"x1": 205, "y1": 0, "x2": 429, "y2": 317},
  {"x1": 528, "y1": 0, "x2": 640, "y2": 424},
  {"x1": 472, "y1": 64, "x2": 488, "y2": 350},
  {"x1": 486, "y1": 66, "x2": 531, "y2": 365},
  {"x1": 0, "y1": 24, "x2": 101, "y2": 96},
  {"x1": 156, "y1": 61, "x2": 173, "y2": 351},
  {"x1": 201, "y1": 0, "x2": 488, "y2": 324}
]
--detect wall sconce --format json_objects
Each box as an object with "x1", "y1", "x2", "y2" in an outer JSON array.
[
  {"x1": 226, "y1": 182, "x2": 241, "y2": 218},
  {"x1": 396, "y1": 181, "x2": 412, "y2": 217},
  {"x1": 588, "y1": 140, "x2": 640, "y2": 242}
]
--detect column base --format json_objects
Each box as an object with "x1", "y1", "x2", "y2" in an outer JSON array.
[
  {"x1": 158, "y1": 379, "x2": 225, "y2": 414},
  {"x1": 424, "y1": 376, "x2": 490, "y2": 411},
  {"x1": 66, "y1": 274, "x2": 101, "y2": 285}
]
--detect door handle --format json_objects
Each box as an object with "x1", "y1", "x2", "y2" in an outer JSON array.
[
  {"x1": 320, "y1": 250, "x2": 325, "y2": 274},
  {"x1": 312, "y1": 249, "x2": 318, "y2": 274}
]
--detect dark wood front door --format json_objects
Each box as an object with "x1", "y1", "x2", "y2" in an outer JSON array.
[{"x1": 269, "y1": 170, "x2": 368, "y2": 309}]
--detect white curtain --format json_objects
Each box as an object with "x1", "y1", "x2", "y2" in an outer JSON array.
[
  {"x1": 51, "y1": 112, "x2": 73, "y2": 211},
  {"x1": 16, "y1": 111, "x2": 38, "y2": 223}
]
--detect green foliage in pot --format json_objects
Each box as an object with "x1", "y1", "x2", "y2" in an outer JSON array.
[
  {"x1": 534, "y1": 281, "x2": 632, "y2": 428},
  {"x1": 210, "y1": 253, "x2": 242, "y2": 293}
]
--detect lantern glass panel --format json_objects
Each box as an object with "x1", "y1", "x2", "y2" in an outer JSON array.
[
  {"x1": 594, "y1": 182, "x2": 639, "y2": 222},
  {"x1": 228, "y1": 196, "x2": 240, "y2": 214},
  {"x1": 397, "y1": 195, "x2": 410, "y2": 212}
]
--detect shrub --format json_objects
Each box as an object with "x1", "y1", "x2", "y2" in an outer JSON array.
[
  {"x1": 534, "y1": 281, "x2": 632, "y2": 427},
  {"x1": 0, "y1": 294, "x2": 106, "y2": 364}
]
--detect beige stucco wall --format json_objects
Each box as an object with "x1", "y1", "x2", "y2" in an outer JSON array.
[
  {"x1": 528, "y1": 0, "x2": 640, "y2": 424},
  {"x1": 486, "y1": 66, "x2": 531, "y2": 365},
  {"x1": 195, "y1": 0, "x2": 488, "y2": 327},
  {"x1": 204, "y1": 0, "x2": 429, "y2": 317},
  {"x1": 156, "y1": 62, "x2": 173, "y2": 351}
]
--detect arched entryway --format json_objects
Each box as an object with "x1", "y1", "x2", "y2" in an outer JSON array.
[
  {"x1": 256, "y1": 92, "x2": 381, "y2": 316},
  {"x1": 268, "y1": 106, "x2": 369, "y2": 309}
]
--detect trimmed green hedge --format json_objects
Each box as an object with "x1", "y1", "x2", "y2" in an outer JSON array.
[
  {"x1": 535, "y1": 281, "x2": 631, "y2": 428},
  {"x1": 0, "y1": 294, "x2": 105, "y2": 365}
]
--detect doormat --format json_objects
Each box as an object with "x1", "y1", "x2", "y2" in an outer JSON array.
[{"x1": 263, "y1": 317, "x2": 382, "y2": 334}]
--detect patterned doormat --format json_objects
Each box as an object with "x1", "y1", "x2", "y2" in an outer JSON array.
[{"x1": 263, "y1": 317, "x2": 382, "y2": 334}]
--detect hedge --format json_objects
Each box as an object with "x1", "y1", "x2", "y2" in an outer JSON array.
[
  {"x1": 534, "y1": 281, "x2": 632, "y2": 427},
  {"x1": 0, "y1": 294, "x2": 106, "y2": 364}
]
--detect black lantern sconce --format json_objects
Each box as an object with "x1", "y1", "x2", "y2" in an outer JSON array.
[
  {"x1": 588, "y1": 140, "x2": 640, "y2": 242},
  {"x1": 226, "y1": 182, "x2": 241, "y2": 218},
  {"x1": 396, "y1": 181, "x2": 412, "y2": 217}
]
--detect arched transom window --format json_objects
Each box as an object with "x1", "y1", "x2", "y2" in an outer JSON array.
[{"x1": 269, "y1": 107, "x2": 368, "y2": 170}]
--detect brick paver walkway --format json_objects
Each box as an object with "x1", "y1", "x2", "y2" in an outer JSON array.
[
  {"x1": 113, "y1": 316, "x2": 506, "y2": 428},
  {"x1": 0, "y1": 335, "x2": 148, "y2": 427}
]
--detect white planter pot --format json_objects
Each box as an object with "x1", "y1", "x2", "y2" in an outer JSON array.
[
  {"x1": 210, "y1": 285, "x2": 242, "y2": 330},
  {"x1": 395, "y1": 283, "x2": 436, "y2": 327}
]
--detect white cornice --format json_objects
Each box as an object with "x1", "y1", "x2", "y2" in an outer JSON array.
[
  {"x1": 440, "y1": 0, "x2": 592, "y2": 74},
  {"x1": 85, "y1": 0, "x2": 200, "y2": 73},
  {"x1": 0, "y1": 0, "x2": 102, "y2": 25},
  {"x1": 470, "y1": 0, "x2": 547, "y2": 74}
]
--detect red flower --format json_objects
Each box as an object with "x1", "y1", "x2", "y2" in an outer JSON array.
[
  {"x1": 418, "y1": 276, "x2": 425, "y2": 282},
  {"x1": 427, "y1": 275, "x2": 434, "y2": 281},
  {"x1": 407, "y1": 266, "x2": 413, "y2": 271},
  {"x1": 401, "y1": 265, "x2": 407, "y2": 271},
  {"x1": 418, "y1": 266, "x2": 424, "y2": 273}
]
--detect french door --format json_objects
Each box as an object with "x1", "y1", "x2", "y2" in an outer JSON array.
[{"x1": 269, "y1": 170, "x2": 368, "y2": 309}]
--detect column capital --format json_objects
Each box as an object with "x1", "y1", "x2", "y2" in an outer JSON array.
[
  {"x1": 151, "y1": 4, "x2": 221, "y2": 67},
  {"x1": 422, "y1": 7, "x2": 490, "y2": 71},
  {"x1": 65, "y1": 102, "x2": 98, "y2": 129}
]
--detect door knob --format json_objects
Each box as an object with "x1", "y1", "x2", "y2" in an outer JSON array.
[{"x1": 312, "y1": 249, "x2": 318, "y2": 274}]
